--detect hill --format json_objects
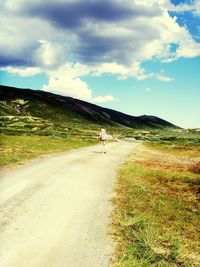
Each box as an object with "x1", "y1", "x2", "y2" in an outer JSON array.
[{"x1": 0, "y1": 85, "x2": 178, "y2": 136}]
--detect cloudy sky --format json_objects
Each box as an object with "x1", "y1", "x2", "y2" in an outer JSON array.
[{"x1": 0, "y1": 0, "x2": 200, "y2": 128}]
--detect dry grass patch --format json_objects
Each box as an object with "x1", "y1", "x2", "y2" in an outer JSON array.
[
  {"x1": 189, "y1": 161, "x2": 200, "y2": 174},
  {"x1": 136, "y1": 159, "x2": 189, "y2": 172},
  {"x1": 145, "y1": 142, "x2": 200, "y2": 158},
  {"x1": 111, "y1": 144, "x2": 200, "y2": 266}
]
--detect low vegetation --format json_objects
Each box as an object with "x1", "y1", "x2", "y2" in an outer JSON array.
[
  {"x1": 0, "y1": 97, "x2": 108, "y2": 168},
  {"x1": 0, "y1": 134, "x2": 95, "y2": 168},
  {"x1": 111, "y1": 140, "x2": 200, "y2": 266},
  {"x1": 1, "y1": 87, "x2": 199, "y2": 266},
  {"x1": 144, "y1": 130, "x2": 200, "y2": 158}
]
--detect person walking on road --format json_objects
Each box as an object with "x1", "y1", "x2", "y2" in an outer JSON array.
[{"x1": 99, "y1": 128, "x2": 108, "y2": 153}]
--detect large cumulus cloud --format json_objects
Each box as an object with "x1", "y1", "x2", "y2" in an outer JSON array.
[
  {"x1": 0, "y1": 0, "x2": 162, "y2": 66},
  {"x1": 1, "y1": 0, "x2": 199, "y2": 68},
  {"x1": 1, "y1": 0, "x2": 200, "y2": 100}
]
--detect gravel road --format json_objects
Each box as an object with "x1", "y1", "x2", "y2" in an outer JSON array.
[{"x1": 0, "y1": 141, "x2": 138, "y2": 267}]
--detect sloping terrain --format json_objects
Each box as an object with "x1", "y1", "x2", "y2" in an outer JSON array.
[{"x1": 0, "y1": 85, "x2": 178, "y2": 135}]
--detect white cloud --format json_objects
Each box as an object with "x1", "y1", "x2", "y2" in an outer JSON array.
[
  {"x1": 95, "y1": 62, "x2": 152, "y2": 80},
  {"x1": 0, "y1": 8, "x2": 69, "y2": 66},
  {"x1": 93, "y1": 95, "x2": 117, "y2": 103},
  {"x1": 4, "y1": 0, "x2": 25, "y2": 12},
  {"x1": 1, "y1": 66, "x2": 41, "y2": 77},
  {"x1": 170, "y1": 3, "x2": 193, "y2": 13},
  {"x1": 176, "y1": 37, "x2": 200, "y2": 58},
  {"x1": 1, "y1": 0, "x2": 200, "y2": 102},
  {"x1": 170, "y1": 0, "x2": 200, "y2": 17},
  {"x1": 43, "y1": 76, "x2": 92, "y2": 100},
  {"x1": 96, "y1": 61, "x2": 174, "y2": 81},
  {"x1": 35, "y1": 40, "x2": 67, "y2": 67},
  {"x1": 194, "y1": 0, "x2": 200, "y2": 16},
  {"x1": 154, "y1": 73, "x2": 173, "y2": 82},
  {"x1": 42, "y1": 64, "x2": 92, "y2": 100},
  {"x1": 1, "y1": 0, "x2": 200, "y2": 68},
  {"x1": 161, "y1": 57, "x2": 176, "y2": 63},
  {"x1": 42, "y1": 63, "x2": 116, "y2": 102},
  {"x1": 151, "y1": 10, "x2": 200, "y2": 60}
]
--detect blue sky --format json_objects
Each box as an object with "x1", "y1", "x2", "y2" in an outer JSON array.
[{"x1": 0, "y1": 0, "x2": 200, "y2": 128}]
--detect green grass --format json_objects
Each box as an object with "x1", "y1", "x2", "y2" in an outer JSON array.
[
  {"x1": 0, "y1": 98, "x2": 106, "y2": 135},
  {"x1": 111, "y1": 144, "x2": 200, "y2": 267},
  {"x1": 145, "y1": 142, "x2": 200, "y2": 158},
  {"x1": 0, "y1": 134, "x2": 95, "y2": 167}
]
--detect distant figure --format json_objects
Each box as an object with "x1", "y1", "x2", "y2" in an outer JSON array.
[{"x1": 99, "y1": 128, "x2": 108, "y2": 153}]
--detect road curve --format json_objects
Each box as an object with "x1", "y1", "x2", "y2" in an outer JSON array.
[{"x1": 0, "y1": 141, "x2": 138, "y2": 267}]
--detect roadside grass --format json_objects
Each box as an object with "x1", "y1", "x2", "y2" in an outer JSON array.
[
  {"x1": 111, "y1": 144, "x2": 200, "y2": 267},
  {"x1": 0, "y1": 134, "x2": 95, "y2": 168},
  {"x1": 145, "y1": 142, "x2": 200, "y2": 158}
]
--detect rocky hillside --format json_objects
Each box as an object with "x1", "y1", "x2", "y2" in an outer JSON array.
[{"x1": 0, "y1": 85, "x2": 178, "y2": 135}]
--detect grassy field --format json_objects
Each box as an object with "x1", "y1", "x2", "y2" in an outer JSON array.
[
  {"x1": 1, "y1": 118, "x2": 200, "y2": 266},
  {"x1": 111, "y1": 141, "x2": 200, "y2": 266},
  {"x1": 145, "y1": 142, "x2": 200, "y2": 158},
  {"x1": 0, "y1": 134, "x2": 96, "y2": 168}
]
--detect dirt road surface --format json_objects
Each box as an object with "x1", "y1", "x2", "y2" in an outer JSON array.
[{"x1": 0, "y1": 141, "x2": 138, "y2": 267}]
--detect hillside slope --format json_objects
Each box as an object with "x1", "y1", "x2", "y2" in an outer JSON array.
[{"x1": 0, "y1": 85, "x2": 178, "y2": 134}]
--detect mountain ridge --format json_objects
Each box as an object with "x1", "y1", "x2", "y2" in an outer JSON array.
[{"x1": 0, "y1": 85, "x2": 178, "y2": 129}]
